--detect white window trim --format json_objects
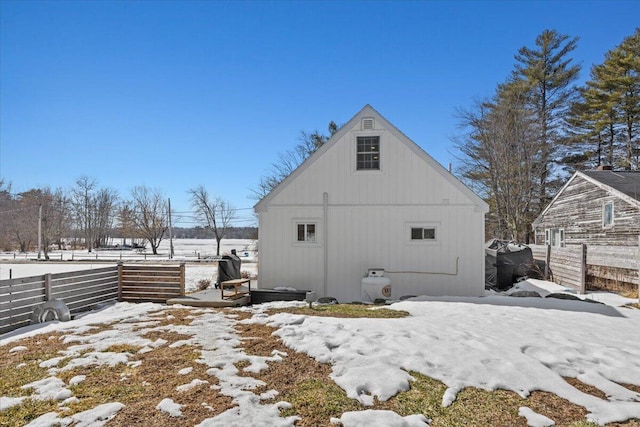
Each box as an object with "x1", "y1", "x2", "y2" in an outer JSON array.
[
  {"x1": 545, "y1": 228, "x2": 565, "y2": 247},
  {"x1": 292, "y1": 219, "x2": 321, "y2": 246},
  {"x1": 352, "y1": 132, "x2": 384, "y2": 174},
  {"x1": 406, "y1": 222, "x2": 440, "y2": 245},
  {"x1": 603, "y1": 201, "x2": 614, "y2": 229}
]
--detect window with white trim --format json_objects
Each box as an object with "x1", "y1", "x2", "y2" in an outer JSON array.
[
  {"x1": 411, "y1": 227, "x2": 436, "y2": 240},
  {"x1": 545, "y1": 228, "x2": 565, "y2": 247},
  {"x1": 356, "y1": 136, "x2": 380, "y2": 170},
  {"x1": 296, "y1": 223, "x2": 316, "y2": 243},
  {"x1": 603, "y1": 202, "x2": 614, "y2": 228}
]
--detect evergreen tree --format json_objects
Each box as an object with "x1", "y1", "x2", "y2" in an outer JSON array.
[
  {"x1": 514, "y1": 29, "x2": 581, "y2": 206},
  {"x1": 568, "y1": 28, "x2": 640, "y2": 170},
  {"x1": 610, "y1": 28, "x2": 640, "y2": 169}
]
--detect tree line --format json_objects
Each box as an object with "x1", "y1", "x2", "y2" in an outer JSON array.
[
  {"x1": 454, "y1": 28, "x2": 639, "y2": 242},
  {"x1": 0, "y1": 177, "x2": 238, "y2": 257}
]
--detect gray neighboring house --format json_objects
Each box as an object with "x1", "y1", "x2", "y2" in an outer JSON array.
[{"x1": 532, "y1": 169, "x2": 640, "y2": 247}]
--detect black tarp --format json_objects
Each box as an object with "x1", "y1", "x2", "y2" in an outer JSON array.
[
  {"x1": 217, "y1": 250, "x2": 242, "y2": 285},
  {"x1": 485, "y1": 240, "x2": 541, "y2": 290}
]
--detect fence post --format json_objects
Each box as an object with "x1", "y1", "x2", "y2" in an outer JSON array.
[
  {"x1": 180, "y1": 263, "x2": 186, "y2": 296},
  {"x1": 44, "y1": 273, "x2": 52, "y2": 301},
  {"x1": 545, "y1": 244, "x2": 551, "y2": 280},
  {"x1": 579, "y1": 243, "x2": 587, "y2": 294},
  {"x1": 117, "y1": 261, "x2": 123, "y2": 302}
]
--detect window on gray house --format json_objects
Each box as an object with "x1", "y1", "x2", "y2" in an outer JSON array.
[
  {"x1": 411, "y1": 227, "x2": 436, "y2": 240},
  {"x1": 545, "y1": 228, "x2": 565, "y2": 247},
  {"x1": 357, "y1": 136, "x2": 380, "y2": 170},
  {"x1": 603, "y1": 202, "x2": 614, "y2": 228},
  {"x1": 297, "y1": 223, "x2": 316, "y2": 243}
]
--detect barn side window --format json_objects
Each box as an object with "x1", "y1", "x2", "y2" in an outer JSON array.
[
  {"x1": 296, "y1": 223, "x2": 316, "y2": 243},
  {"x1": 603, "y1": 202, "x2": 614, "y2": 228},
  {"x1": 411, "y1": 227, "x2": 436, "y2": 240},
  {"x1": 356, "y1": 136, "x2": 380, "y2": 170}
]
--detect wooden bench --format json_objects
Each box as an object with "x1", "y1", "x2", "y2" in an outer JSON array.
[{"x1": 220, "y1": 278, "x2": 251, "y2": 299}]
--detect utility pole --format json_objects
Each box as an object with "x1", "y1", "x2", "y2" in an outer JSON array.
[
  {"x1": 168, "y1": 198, "x2": 174, "y2": 259},
  {"x1": 37, "y1": 204, "x2": 42, "y2": 260}
]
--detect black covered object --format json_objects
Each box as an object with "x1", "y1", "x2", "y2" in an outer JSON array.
[
  {"x1": 218, "y1": 251, "x2": 241, "y2": 284},
  {"x1": 485, "y1": 240, "x2": 540, "y2": 290}
]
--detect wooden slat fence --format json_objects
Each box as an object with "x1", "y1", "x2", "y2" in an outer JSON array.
[
  {"x1": 1, "y1": 263, "x2": 185, "y2": 335},
  {"x1": 0, "y1": 276, "x2": 47, "y2": 335},
  {"x1": 530, "y1": 244, "x2": 639, "y2": 293},
  {"x1": 119, "y1": 264, "x2": 185, "y2": 303}
]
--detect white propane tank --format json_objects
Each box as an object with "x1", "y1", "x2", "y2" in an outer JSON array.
[{"x1": 361, "y1": 269, "x2": 392, "y2": 302}]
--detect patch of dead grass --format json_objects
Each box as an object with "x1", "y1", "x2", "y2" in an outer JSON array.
[
  {"x1": 0, "y1": 398, "x2": 59, "y2": 427},
  {"x1": 269, "y1": 303, "x2": 409, "y2": 318},
  {"x1": 564, "y1": 377, "x2": 608, "y2": 400},
  {"x1": 105, "y1": 334, "x2": 233, "y2": 426}
]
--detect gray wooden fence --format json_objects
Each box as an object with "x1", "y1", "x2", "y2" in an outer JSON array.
[
  {"x1": 0, "y1": 263, "x2": 185, "y2": 335},
  {"x1": 530, "y1": 244, "x2": 640, "y2": 293}
]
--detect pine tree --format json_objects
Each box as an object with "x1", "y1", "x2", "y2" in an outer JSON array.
[
  {"x1": 610, "y1": 28, "x2": 640, "y2": 169},
  {"x1": 568, "y1": 28, "x2": 640, "y2": 170},
  {"x1": 514, "y1": 29, "x2": 581, "y2": 207}
]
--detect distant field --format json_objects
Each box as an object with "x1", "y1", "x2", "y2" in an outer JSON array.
[
  {"x1": 0, "y1": 239, "x2": 258, "y2": 291},
  {"x1": 0, "y1": 238, "x2": 257, "y2": 262}
]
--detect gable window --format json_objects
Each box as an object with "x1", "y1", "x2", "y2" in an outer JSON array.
[
  {"x1": 545, "y1": 228, "x2": 565, "y2": 247},
  {"x1": 297, "y1": 223, "x2": 316, "y2": 243},
  {"x1": 603, "y1": 202, "x2": 614, "y2": 228},
  {"x1": 411, "y1": 227, "x2": 436, "y2": 240},
  {"x1": 356, "y1": 136, "x2": 380, "y2": 170}
]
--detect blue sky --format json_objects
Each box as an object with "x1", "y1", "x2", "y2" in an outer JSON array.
[{"x1": 1, "y1": 0, "x2": 638, "y2": 227}]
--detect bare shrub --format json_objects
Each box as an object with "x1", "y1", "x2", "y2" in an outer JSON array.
[
  {"x1": 241, "y1": 270, "x2": 257, "y2": 280},
  {"x1": 197, "y1": 279, "x2": 211, "y2": 291}
]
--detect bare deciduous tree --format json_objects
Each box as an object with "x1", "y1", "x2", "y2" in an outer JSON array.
[
  {"x1": 94, "y1": 188, "x2": 118, "y2": 248},
  {"x1": 130, "y1": 186, "x2": 168, "y2": 255},
  {"x1": 455, "y1": 81, "x2": 541, "y2": 241},
  {"x1": 117, "y1": 205, "x2": 136, "y2": 246},
  {"x1": 20, "y1": 188, "x2": 72, "y2": 258},
  {"x1": 71, "y1": 177, "x2": 118, "y2": 251},
  {"x1": 72, "y1": 176, "x2": 96, "y2": 251},
  {"x1": 252, "y1": 121, "x2": 340, "y2": 200},
  {"x1": 188, "y1": 185, "x2": 236, "y2": 256}
]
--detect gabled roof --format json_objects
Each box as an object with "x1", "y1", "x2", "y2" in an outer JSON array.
[
  {"x1": 532, "y1": 170, "x2": 640, "y2": 226},
  {"x1": 254, "y1": 104, "x2": 489, "y2": 213}
]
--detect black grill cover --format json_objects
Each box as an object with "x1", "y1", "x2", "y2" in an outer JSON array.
[
  {"x1": 485, "y1": 240, "x2": 540, "y2": 290},
  {"x1": 218, "y1": 252, "x2": 241, "y2": 283}
]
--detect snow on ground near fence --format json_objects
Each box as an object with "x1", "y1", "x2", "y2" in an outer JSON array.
[
  {"x1": 2, "y1": 290, "x2": 639, "y2": 426},
  {"x1": 0, "y1": 239, "x2": 258, "y2": 290},
  {"x1": 0, "y1": 239, "x2": 257, "y2": 263},
  {"x1": 0, "y1": 263, "x2": 257, "y2": 293}
]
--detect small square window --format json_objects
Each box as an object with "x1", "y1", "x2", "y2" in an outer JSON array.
[{"x1": 297, "y1": 223, "x2": 316, "y2": 243}]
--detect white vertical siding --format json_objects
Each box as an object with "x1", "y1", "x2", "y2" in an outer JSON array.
[{"x1": 256, "y1": 109, "x2": 486, "y2": 301}]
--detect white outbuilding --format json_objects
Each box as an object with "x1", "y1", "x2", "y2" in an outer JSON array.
[{"x1": 254, "y1": 105, "x2": 488, "y2": 302}]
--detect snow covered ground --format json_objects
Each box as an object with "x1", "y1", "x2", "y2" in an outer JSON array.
[
  {"x1": 1, "y1": 282, "x2": 639, "y2": 426},
  {"x1": 0, "y1": 238, "x2": 257, "y2": 263},
  {"x1": 0, "y1": 238, "x2": 258, "y2": 291}
]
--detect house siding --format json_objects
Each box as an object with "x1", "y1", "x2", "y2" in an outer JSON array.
[{"x1": 534, "y1": 174, "x2": 640, "y2": 246}]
